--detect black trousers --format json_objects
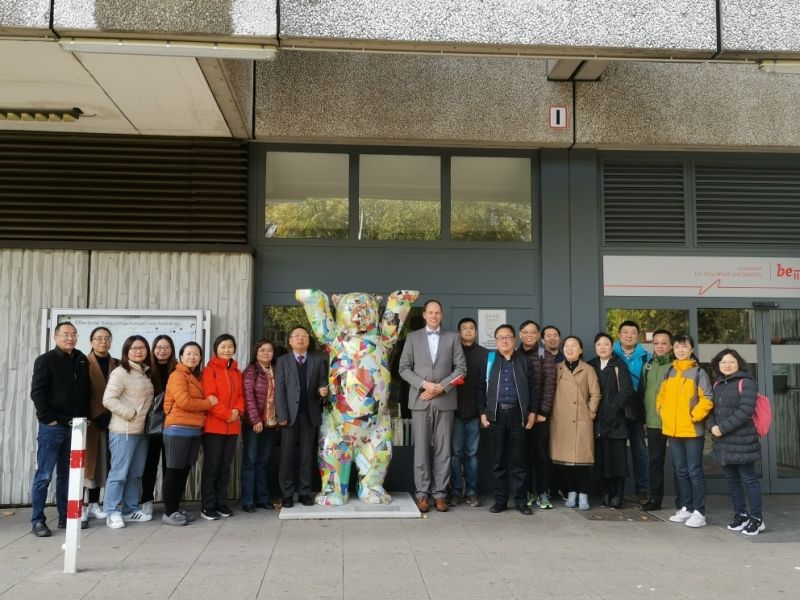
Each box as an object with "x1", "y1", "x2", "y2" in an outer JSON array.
[
  {"x1": 279, "y1": 412, "x2": 316, "y2": 499},
  {"x1": 530, "y1": 419, "x2": 551, "y2": 496},
  {"x1": 201, "y1": 433, "x2": 238, "y2": 510},
  {"x1": 490, "y1": 405, "x2": 527, "y2": 505},
  {"x1": 140, "y1": 434, "x2": 165, "y2": 504},
  {"x1": 646, "y1": 427, "x2": 680, "y2": 508},
  {"x1": 560, "y1": 465, "x2": 591, "y2": 494},
  {"x1": 163, "y1": 466, "x2": 191, "y2": 515}
]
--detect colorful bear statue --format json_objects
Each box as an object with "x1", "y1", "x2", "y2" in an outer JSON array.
[{"x1": 295, "y1": 289, "x2": 419, "y2": 505}]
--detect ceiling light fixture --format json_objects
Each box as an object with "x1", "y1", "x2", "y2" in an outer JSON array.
[
  {"x1": 0, "y1": 107, "x2": 84, "y2": 122},
  {"x1": 758, "y1": 60, "x2": 800, "y2": 74},
  {"x1": 60, "y1": 37, "x2": 278, "y2": 60}
]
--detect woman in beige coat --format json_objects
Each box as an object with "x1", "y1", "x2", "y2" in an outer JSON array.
[
  {"x1": 101, "y1": 335, "x2": 155, "y2": 529},
  {"x1": 550, "y1": 335, "x2": 601, "y2": 511}
]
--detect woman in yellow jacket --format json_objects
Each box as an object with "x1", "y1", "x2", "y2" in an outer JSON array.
[{"x1": 656, "y1": 334, "x2": 713, "y2": 528}]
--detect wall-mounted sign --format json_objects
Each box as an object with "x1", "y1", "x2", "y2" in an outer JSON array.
[
  {"x1": 549, "y1": 105, "x2": 568, "y2": 129},
  {"x1": 478, "y1": 309, "x2": 507, "y2": 348},
  {"x1": 604, "y1": 256, "x2": 800, "y2": 298}
]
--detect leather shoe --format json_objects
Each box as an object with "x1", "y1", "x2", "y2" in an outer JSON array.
[
  {"x1": 256, "y1": 502, "x2": 274, "y2": 510},
  {"x1": 415, "y1": 496, "x2": 429, "y2": 513},
  {"x1": 32, "y1": 521, "x2": 52, "y2": 537},
  {"x1": 435, "y1": 498, "x2": 449, "y2": 512},
  {"x1": 242, "y1": 504, "x2": 256, "y2": 513},
  {"x1": 641, "y1": 500, "x2": 661, "y2": 512},
  {"x1": 57, "y1": 519, "x2": 66, "y2": 529},
  {"x1": 489, "y1": 503, "x2": 507, "y2": 513},
  {"x1": 610, "y1": 496, "x2": 623, "y2": 510},
  {"x1": 516, "y1": 504, "x2": 532, "y2": 515},
  {"x1": 299, "y1": 495, "x2": 315, "y2": 507},
  {"x1": 281, "y1": 497, "x2": 294, "y2": 508},
  {"x1": 81, "y1": 519, "x2": 89, "y2": 529}
]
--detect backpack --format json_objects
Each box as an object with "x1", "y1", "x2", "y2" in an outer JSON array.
[{"x1": 713, "y1": 379, "x2": 772, "y2": 437}]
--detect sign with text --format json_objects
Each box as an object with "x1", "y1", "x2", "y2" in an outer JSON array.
[
  {"x1": 478, "y1": 309, "x2": 507, "y2": 348},
  {"x1": 603, "y1": 256, "x2": 800, "y2": 298}
]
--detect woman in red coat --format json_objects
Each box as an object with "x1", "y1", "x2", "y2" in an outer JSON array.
[{"x1": 200, "y1": 334, "x2": 245, "y2": 520}]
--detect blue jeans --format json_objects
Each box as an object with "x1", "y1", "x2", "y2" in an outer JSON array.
[
  {"x1": 31, "y1": 423, "x2": 71, "y2": 525},
  {"x1": 670, "y1": 436, "x2": 706, "y2": 515},
  {"x1": 626, "y1": 418, "x2": 649, "y2": 492},
  {"x1": 104, "y1": 432, "x2": 149, "y2": 516},
  {"x1": 451, "y1": 416, "x2": 480, "y2": 496},
  {"x1": 723, "y1": 463, "x2": 762, "y2": 519},
  {"x1": 241, "y1": 425, "x2": 274, "y2": 506}
]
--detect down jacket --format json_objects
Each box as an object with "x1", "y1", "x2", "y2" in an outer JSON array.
[
  {"x1": 201, "y1": 356, "x2": 245, "y2": 435},
  {"x1": 708, "y1": 370, "x2": 761, "y2": 465},
  {"x1": 165, "y1": 362, "x2": 214, "y2": 428},
  {"x1": 102, "y1": 362, "x2": 154, "y2": 435},
  {"x1": 549, "y1": 360, "x2": 601, "y2": 466},
  {"x1": 656, "y1": 358, "x2": 713, "y2": 438}
]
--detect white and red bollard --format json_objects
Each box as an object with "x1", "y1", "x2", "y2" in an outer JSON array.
[{"x1": 62, "y1": 417, "x2": 86, "y2": 574}]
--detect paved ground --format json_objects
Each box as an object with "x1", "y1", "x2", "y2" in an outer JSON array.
[{"x1": 1, "y1": 494, "x2": 799, "y2": 600}]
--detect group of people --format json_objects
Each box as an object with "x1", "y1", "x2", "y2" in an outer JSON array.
[
  {"x1": 29, "y1": 306, "x2": 766, "y2": 538},
  {"x1": 29, "y1": 320, "x2": 328, "y2": 536},
  {"x1": 406, "y1": 302, "x2": 765, "y2": 536}
]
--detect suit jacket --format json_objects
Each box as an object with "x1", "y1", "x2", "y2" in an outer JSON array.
[
  {"x1": 274, "y1": 352, "x2": 327, "y2": 427},
  {"x1": 399, "y1": 328, "x2": 466, "y2": 411}
]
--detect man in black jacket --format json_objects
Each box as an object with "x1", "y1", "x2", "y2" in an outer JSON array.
[
  {"x1": 30, "y1": 321, "x2": 91, "y2": 537},
  {"x1": 449, "y1": 318, "x2": 488, "y2": 507},
  {"x1": 478, "y1": 324, "x2": 537, "y2": 515}
]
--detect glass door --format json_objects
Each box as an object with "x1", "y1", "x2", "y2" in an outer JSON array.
[{"x1": 765, "y1": 308, "x2": 800, "y2": 492}]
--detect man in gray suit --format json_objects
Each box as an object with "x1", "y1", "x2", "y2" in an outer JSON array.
[
  {"x1": 275, "y1": 326, "x2": 328, "y2": 507},
  {"x1": 399, "y1": 299, "x2": 467, "y2": 513}
]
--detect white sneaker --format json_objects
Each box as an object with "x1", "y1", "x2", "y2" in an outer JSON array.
[
  {"x1": 565, "y1": 491, "x2": 577, "y2": 508},
  {"x1": 578, "y1": 493, "x2": 590, "y2": 511},
  {"x1": 140, "y1": 500, "x2": 153, "y2": 517},
  {"x1": 684, "y1": 510, "x2": 707, "y2": 528},
  {"x1": 87, "y1": 502, "x2": 107, "y2": 519},
  {"x1": 123, "y1": 510, "x2": 153, "y2": 523},
  {"x1": 669, "y1": 506, "x2": 693, "y2": 523},
  {"x1": 81, "y1": 505, "x2": 89, "y2": 523},
  {"x1": 106, "y1": 513, "x2": 125, "y2": 529}
]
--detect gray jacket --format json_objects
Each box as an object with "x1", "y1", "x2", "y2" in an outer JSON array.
[{"x1": 398, "y1": 328, "x2": 466, "y2": 411}]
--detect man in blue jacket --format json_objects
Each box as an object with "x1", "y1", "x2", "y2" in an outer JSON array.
[
  {"x1": 612, "y1": 320, "x2": 651, "y2": 506},
  {"x1": 478, "y1": 324, "x2": 537, "y2": 515},
  {"x1": 30, "y1": 321, "x2": 91, "y2": 537}
]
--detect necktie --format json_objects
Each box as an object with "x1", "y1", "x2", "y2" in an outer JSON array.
[{"x1": 297, "y1": 355, "x2": 305, "y2": 366}]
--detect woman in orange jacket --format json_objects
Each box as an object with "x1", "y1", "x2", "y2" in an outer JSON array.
[
  {"x1": 161, "y1": 342, "x2": 217, "y2": 526},
  {"x1": 200, "y1": 333, "x2": 245, "y2": 520}
]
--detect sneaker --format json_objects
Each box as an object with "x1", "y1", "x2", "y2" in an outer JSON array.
[
  {"x1": 216, "y1": 505, "x2": 233, "y2": 517},
  {"x1": 106, "y1": 513, "x2": 125, "y2": 529},
  {"x1": 526, "y1": 491, "x2": 535, "y2": 508},
  {"x1": 81, "y1": 504, "x2": 89, "y2": 523},
  {"x1": 465, "y1": 494, "x2": 482, "y2": 507},
  {"x1": 565, "y1": 491, "x2": 577, "y2": 508},
  {"x1": 742, "y1": 517, "x2": 765, "y2": 536},
  {"x1": 669, "y1": 507, "x2": 693, "y2": 523},
  {"x1": 87, "y1": 502, "x2": 107, "y2": 519},
  {"x1": 447, "y1": 493, "x2": 461, "y2": 507},
  {"x1": 123, "y1": 510, "x2": 153, "y2": 523},
  {"x1": 684, "y1": 510, "x2": 707, "y2": 528},
  {"x1": 727, "y1": 513, "x2": 749, "y2": 531},
  {"x1": 201, "y1": 508, "x2": 221, "y2": 521},
  {"x1": 140, "y1": 500, "x2": 153, "y2": 517},
  {"x1": 536, "y1": 493, "x2": 553, "y2": 510},
  {"x1": 578, "y1": 493, "x2": 590, "y2": 511},
  {"x1": 161, "y1": 512, "x2": 187, "y2": 526},
  {"x1": 178, "y1": 509, "x2": 196, "y2": 523}
]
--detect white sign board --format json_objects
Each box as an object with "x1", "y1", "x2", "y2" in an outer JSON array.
[
  {"x1": 549, "y1": 105, "x2": 568, "y2": 129},
  {"x1": 604, "y1": 256, "x2": 800, "y2": 298},
  {"x1": 478, "y1": 309, "x2": 507, "y2": 349},
  {"x1": 43, "y1": 309, "x2": 210, "y2": 359}
]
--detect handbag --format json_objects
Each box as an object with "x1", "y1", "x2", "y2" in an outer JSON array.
[{"x1": 145, "y1": 391, "x2": 165, "y2": 436}]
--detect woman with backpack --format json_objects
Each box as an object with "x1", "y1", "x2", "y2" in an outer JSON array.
[
  {"x1": 656, "y1": 334, "x2": 713, "y2": 529},
  {"x1": 709, "y1": 348, "x2": 764, "y2": 536}
]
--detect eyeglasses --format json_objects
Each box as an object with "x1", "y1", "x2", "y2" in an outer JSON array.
[
  {"x1": 495, "y1": 335, "x2": 515, "y2": 341},
  {"x1": 92, "y1": 337, "x2": 111, "y2": 342},
  {"x1": 129, "y1": 346, "x2": 148, "y2": 352},
  {"x1": 290, "y1": 333, "x2": 309, "y2": 339}
]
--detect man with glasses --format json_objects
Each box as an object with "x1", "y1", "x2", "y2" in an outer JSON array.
[
  {"x1": 30, "y1": 321, "x2": 91, "y2": 537},
  {"x1": 478, "y1": 324, "x2": 537, "y2": 514}
]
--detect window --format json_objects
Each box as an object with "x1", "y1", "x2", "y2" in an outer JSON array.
[
  {"x1": 451, "y1": 157, "x2": 532, "y2": 242},
  {"x1": 358, "y1": 154, "x2": 440, "y2": 240},
  {"x1": 265, "y1": 152, "x2": 348, "y2": 239}
]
